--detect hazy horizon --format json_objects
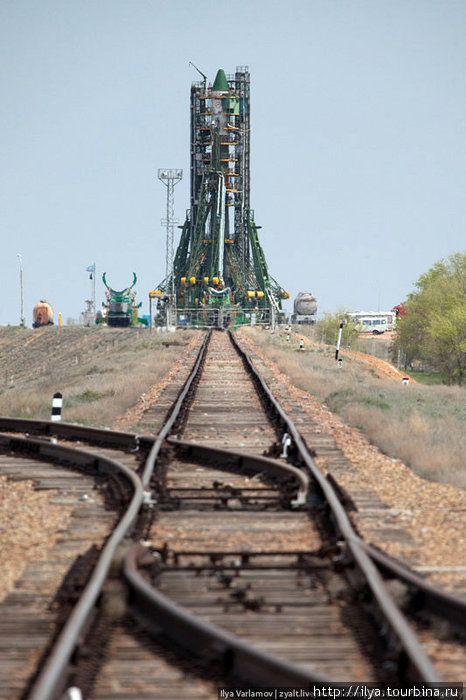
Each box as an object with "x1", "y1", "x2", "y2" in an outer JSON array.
[{"x1": 1, "y1": 0, "x2": 464, "y2": 326}]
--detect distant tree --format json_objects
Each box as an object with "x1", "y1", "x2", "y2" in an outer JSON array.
[
  {"x1": 395, "y1": 252, "x2": 466, "y2": 385},
  {"x1": 315, "y1": 310, "x2": 359, "y2": 348}
]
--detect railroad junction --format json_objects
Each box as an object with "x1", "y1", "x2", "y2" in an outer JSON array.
[{"x1": 0, "y1": 329, "x2": 464, "y2": 699}]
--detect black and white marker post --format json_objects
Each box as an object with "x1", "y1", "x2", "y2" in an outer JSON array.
[
  {"x1": 51, "y1": 392, "x2": 63, "y2": 422},
  {"x1": 335, "y1": 320, "x2": 345, "y2": 362}
]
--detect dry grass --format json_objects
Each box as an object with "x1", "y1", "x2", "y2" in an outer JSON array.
[
  {"x1": 3, "y1": 325, "x2": 464, "y2": 488},
  {"x1": 240, "y1": 327, "x2": 466, "y2": 490},
  {"x1": 0, "y1": 326, "x2": 197, "y2": 428}
]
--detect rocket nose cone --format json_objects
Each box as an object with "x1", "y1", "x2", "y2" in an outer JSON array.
[{"x1": 212, "y1": 68, "x2": 229, "y2": 92}]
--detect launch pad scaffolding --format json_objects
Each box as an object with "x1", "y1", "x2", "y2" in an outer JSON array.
[{"x1": 154, "y1": 66, "x2": 288, "y2": 329}]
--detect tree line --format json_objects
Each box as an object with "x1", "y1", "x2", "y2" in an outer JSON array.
[
  {"x1": 314, "y1": 252, "x2": 466, "y2": 385},
  {"x1": 394, "y1": 252, "x2": 466, "y2": 385}
]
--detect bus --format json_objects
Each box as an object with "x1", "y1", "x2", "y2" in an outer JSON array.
[{"x1": 346, "y1": 311, "x2": 396, "y2": 334}]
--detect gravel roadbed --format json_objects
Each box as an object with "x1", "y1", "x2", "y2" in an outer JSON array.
[
  {"x1": 237, "y1": 329, "x2": 466, "y2": 595},
  {"x1": 1, "y1": 329, "x2": 464, "y2": 602}
]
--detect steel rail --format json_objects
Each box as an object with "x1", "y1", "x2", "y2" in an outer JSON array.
[
  {"x1": 229, "y1": 331, "x2": 442, "y2": 682},
  {"x1": 1, "y1": 330, "x2": 460, "y2": 692},
  {"x1": 2, "y1": 419, "x2": 459, "y2": 624},
  {"x1": 166, "y1": 437, "x2": 310, "y2": 507},
  {"x1": 0, "y1": 409, "x2": 308, "y2": 504},
  {"x1": 0, "y1": 416, "x2": 154, "y2": 452},
  {"x1": 1, "y1": 332, "x2": 279, "y2": 696},
  {"x1": 25, "y1": 332, "x2": 212, "y2": 698},
  {"x1": 0, "y1": 432, "x2": 144, "y2": 700},
  {"x1": 230, "y1": 333, "x2": 466, "y2": 625},
  {"x1": 124, "y1": 542, "x2": 332, "y2": 686},
  {"x1": 140, "y1": 329, "x2": 211, "y2": 488},
  {"x1": 362, "y1": 541, "x2": 466, "y2": 628},
  {"x1": 117, "y1": 330, "x2": 440, "y2": 686}
]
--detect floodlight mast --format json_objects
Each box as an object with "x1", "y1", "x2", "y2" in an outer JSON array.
[{"x1": 158, "y1": 168, "x2": 183, "y2": 325}]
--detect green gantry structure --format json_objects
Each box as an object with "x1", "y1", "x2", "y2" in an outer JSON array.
[
  {"x1": 101, "y1": 273, "x2": 148, "y2": 327},
  {"x1": 155, "y1": 67, "x2": 288, "y2": 328}
]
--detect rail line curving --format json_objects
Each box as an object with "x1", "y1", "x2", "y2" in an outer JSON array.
[{"x1": 0, "y1": 329, "x2": 464, "y2": 698}]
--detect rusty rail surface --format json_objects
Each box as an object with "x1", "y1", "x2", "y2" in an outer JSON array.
[
  {"x1": 0, "y1": 329, "x2": 464, "y2": 696},
  {"x1": 229, "y1": 332, "x2": 444, "y2": 681}
]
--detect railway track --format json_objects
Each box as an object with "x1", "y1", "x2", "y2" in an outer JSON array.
[{"x1": 0, "y1": 329, "x2": 464, "y2": 699}]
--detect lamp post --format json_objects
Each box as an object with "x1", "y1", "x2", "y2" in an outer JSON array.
[{"x1": 17, "y1": 253, "x2": 25, "y2": 327}]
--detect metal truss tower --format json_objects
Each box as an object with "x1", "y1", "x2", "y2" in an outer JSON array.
[
  {"x1": 155, "y1": 67, "x2": 288, "y2": 328},
  {"x1": 189, "y1": 66, "x2": 251, "y2": 267},
  {"x1": 158, "y1": 168, "x2": 183, "y2": 301}
]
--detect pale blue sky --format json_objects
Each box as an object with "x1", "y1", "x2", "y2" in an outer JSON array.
[{"x1": 1, "y1": 0, "x2": 464, "y2": 325}]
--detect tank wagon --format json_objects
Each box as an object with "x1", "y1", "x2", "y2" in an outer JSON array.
[
  {"x1": 291, "y1": 292, "x2": 317, "y2": 324},
  {"x1": 32, "y1": 301, "x2": 54, "y2": 328}
]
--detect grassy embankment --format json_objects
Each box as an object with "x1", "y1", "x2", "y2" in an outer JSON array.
[
  {"x1": 2, "y1": 324, "x2": 464, "y2": 489},
  {"x1": 0, "y1": 326, "x2": 196, "y2": 430},
  {"x1": 240, "y1": 326, "x2": 466, "y2": 490}
]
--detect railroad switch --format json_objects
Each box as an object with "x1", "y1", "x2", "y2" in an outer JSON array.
[
  {"x1": 130, "y1": 435, "x2": 140, "y2": 453},
  {"x1": 280, "y1": 432, "x2": 292, "y2": 458},
  {"x1": 143, "y1": 490, "x2": 156, "y2": 508}
]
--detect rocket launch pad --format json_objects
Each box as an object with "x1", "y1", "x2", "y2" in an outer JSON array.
[{"x1": 155, "y1": 66, "x2": 288, "y2": 328}]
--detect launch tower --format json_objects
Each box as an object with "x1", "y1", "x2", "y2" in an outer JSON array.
[{"x1": 155, "y1": 66, "x2": 288, "y2": 327}]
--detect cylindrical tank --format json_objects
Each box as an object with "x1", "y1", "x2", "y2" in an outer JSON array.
[
  {"x1": 32, "y1": 300, "x2": 54, "y2": 328},
  {"x1": 293, "y1": 292, "x2": 317, "y2": 317}
]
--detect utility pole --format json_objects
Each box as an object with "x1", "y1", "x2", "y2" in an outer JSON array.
[
  {"x1": 17, "y1": 253, "x2": 25, "y2": 327},
  {"x1": 158, "y1": 169, "x2": 183, "y2": 327}
]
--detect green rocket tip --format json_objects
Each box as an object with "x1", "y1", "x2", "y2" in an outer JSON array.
[{"x1": 212, "y1": 68, "x2": 229, "y2": 92}]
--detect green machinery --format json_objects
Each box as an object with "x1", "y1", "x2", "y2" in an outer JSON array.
[
  {"x1": 154, "y1": 67, "x2": 288, "y2": 328},
  {"x1": 100, "y1": 273, "x2": 147, "y2": 327}
]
